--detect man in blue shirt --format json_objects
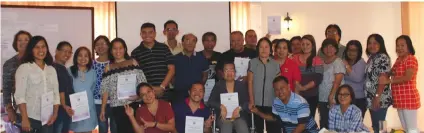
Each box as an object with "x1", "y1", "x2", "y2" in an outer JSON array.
[
  {"x1": 251, "y1": 76, "x2": 319, "y2": 133},
  {"x1": 172, "y1": 82, "x2": 214, "y2": 133},
  {"x1": 173, "y1": 33, "x2": 208, "y2": 102}
]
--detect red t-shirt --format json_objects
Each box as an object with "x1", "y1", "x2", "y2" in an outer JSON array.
[
  {"x1": 279, "y1": 58, "x2": 302, "y2": 91},
  {"x1": 136, "y1": 100, "x2": 175, "y2": 133}
]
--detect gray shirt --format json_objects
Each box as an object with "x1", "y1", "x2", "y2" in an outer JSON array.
[
  {"x1": 249, "y1": 58, "x2": 280, "y2": 107},
  {"x1": 318, "y1": 58, "x2": 345, "y2": 102}
]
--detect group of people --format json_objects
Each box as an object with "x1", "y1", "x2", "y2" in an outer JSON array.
[{"x1": 2, "y1": 20, "x2": 420, "y2": 133}]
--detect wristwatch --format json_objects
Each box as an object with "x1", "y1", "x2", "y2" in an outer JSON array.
[{"x1": 160, "y1": 85, "x2": 166, "y2": 90}]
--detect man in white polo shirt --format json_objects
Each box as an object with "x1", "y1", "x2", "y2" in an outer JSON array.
[{"x1": 163, "y1": 20, "x2": 183, "y2": 55}]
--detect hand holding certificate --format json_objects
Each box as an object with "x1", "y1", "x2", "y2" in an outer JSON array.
[
  {"x1": 70, "y1": 91, "x2": 90, "y2": 122},
  {"x1": 185, "y1": 116, "x2": 204, "y2": 133},
  {"x1": 117, "y1": 74, "x2": 137, "y2": 100},
  {"x1": 220, "y1": 93, "x2": 239, "y2": 118},
  {"x1": 41, "y1": 91, "x2": 54, "y2": 125},
  {"x1": 234, "y1": 57, "x2": 250, "y2": 80}
]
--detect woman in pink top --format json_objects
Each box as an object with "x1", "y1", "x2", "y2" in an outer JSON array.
[
  {"x1": 291, "y1": 34, "x2": 324, "y2": 119},
  {"x1": 274, "y1": 39, "x2": 301, "y2": 92}
]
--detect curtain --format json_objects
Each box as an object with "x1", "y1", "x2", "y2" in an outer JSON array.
[
  {"x1": 230, "y1": 2, "x2": 250, "y2": 33},
  {"x1": 401, "y1": 2, "x2": 424, "y2": 130},
  {"x1": 1, "y1": 1, "x2": 116, "y2": 39}
]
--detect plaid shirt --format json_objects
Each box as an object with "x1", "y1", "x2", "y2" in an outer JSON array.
[
  {"x1": 328, "y1": 105, "x2": 369, "y2": 132},
  {"x1": 391, "y1": 55, "x2": 420, "y2": 109}
]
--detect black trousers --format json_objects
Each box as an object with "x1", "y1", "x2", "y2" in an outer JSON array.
[
  {"x1": 254, "y1": 106, "x2": 282, "y2": 133},
  {"x1": 305, "y1": 96, "x2": 318, "y2": 119},
  {"x1": 318, "y1": 102, "x2": 329, "y2": 129},
  {"x1": 354, "y1": 98, "x2": 367, "y2": 118},
  {"x1": 111, "y1": 102, "x2": 140, "y2": 133}
]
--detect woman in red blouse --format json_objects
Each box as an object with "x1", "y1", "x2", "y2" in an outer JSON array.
[
  {"x1": 380, "y1": 35, "x2": 420, "y2": 133},
  {"x1": 273, "y1": 39, "x2": 301, "y2": 92},
  {"x1": 125, "y1": 83, "x2": 176, "y2": 133}
]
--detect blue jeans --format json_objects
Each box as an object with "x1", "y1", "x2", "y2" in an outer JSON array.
[
  {"x1": 369, "y1": 108, "x2": 388, "y2": 133},
  {"x1": 95, "y1": 104, "x2": 117, "y2": 133},
  {"x1": 54, "y1": 107, "x2": 71, "y2": 133}
]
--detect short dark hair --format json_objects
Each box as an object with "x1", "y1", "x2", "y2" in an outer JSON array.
[
  {"x1": 271, "y1": 39, "x2": 281, "y2": 45},
  {"x1": 136, "y1": 82, "x2": 153, "y2": 97},
  {"x1": 202, "y1": 32, "x2": 217, "y2": 42},
  {"x1": 335, "y1": 84, "x2": 356, "y2": 105},
  {"x1": 256, "y1": 37, "x2": 273, "y2": 56},
  {"x1": 140, "y1": 22, "x2": 156, "y2": 32},
  {"x1": 164, "y1": 20, "x2": 178, "y2": 30},
  {"x1": 343, "y1": 40, "x2": 363, "y2": 65},
  {"x1": 366, "y1": 34, "x2": 390, "y2": 59},
  {"x1": 190, "y1": 81, "x2": 205, "y2": 92},
  {"x1": 325, "y1": 24, "x2": 342, "y2": 43},
  {"x1": 290, "y1": 36, "x2": 301, "y2": 43},
  {"x1": 231, "y1": 31, "x2": 243, "y2": 37},
  {"x1": 70, "y1": 47, "x2": 93, "y2": 78},
  {"x1": 21, "y1": 36, "x2": 54, "y2": 65},
  {"x1": 109, "y1": 38, "x2": 131, "y2": 63},
  {"x1": 93, "y1": 35, "x2": 110, "y2": 55},
  {"x1": 12, "y1": 30, "x2": 32, "y2": 52},
  {"x1": 396, "y1": 35, "x2": 415, "y2": 55},
  {"x1": 245, "y1": 29, "x2": 256, "y2": 37},
  {"x1": 276, "y1": 38, "x2": 292, "y2": 53},
  {"x1": 181, "y1": 33, "x2": 198, "y2": 42},
  {"x1": 273, "y1": 76, "x2": 289, "y2": 84},
  {"x1": 56, "y1": 41, "x2": 72, "y2": 50},
  {"x1": 320, "y1": 38, "x2": 339, "y2": 55}
]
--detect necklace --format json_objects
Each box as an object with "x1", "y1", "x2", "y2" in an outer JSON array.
[{"x1": 78, "y1": 70, "x2": 86, "y2": 82}]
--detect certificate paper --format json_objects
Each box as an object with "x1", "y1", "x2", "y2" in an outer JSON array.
[
  {"x1": 220, "y1": 93, "x2": 239, "y2": 118},
  {"x1": 267, "y1": 16, "x2": 281, "y2": 35},
  {"x1": 204, "y1": 79, "x2": 215, "y2": 102},
  {"x1": 234, "y1": 57, "x2": 250, "y2": 80},
  {"x1": 117, "y1": 74, "x2": 137, "y2": 99},
  {"x1": 41, "y1": 91, "x2": 54, "y2": 125},
  {"x1": 184, "y1": 116, "x2": 204, "y2": 133},
  {"x1": 70, "y1": 91, "x2": 90, "y2": 122}
]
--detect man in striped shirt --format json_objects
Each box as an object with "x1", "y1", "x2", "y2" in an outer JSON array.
[
  {"x1": 131, "y1": 22, "x2": 175, "y2": 99},
  {"x1": 251, "y1": 76, "x2": 319, "y2": 133}
]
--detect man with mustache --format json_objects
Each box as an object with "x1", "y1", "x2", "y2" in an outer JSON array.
[{"x1": 172, "y1": 82, "x2": 214, "y2": 133}]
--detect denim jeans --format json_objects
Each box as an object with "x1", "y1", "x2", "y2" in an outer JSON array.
[
  {"x1": 54, "y1": 107, "x2": 71, "y2": 133},
  {"x1": 369, "y1": 108, "x2": 388, "y2": 133},
  {"x1": 95, "y1": 104, "x2": 117, "y2": 133},
  {"x1": 17, "y1": 114, "x2": 54, "y2": 133}
]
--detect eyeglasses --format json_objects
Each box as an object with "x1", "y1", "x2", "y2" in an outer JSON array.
[
  {"x1": 224, "y1": 69, "x2": 235, "y2": 73},
  {"x1": 59, "y1": 49, "x2": 73, "y2": 54},
  {"x1": 166, "y1": 28, "x2": 178, "y2": 32},
  {"x1": 326, "y1": 31, "x2": 338, "y2": 35},
  {"x1": 338, "y1": 93, "x2": 351, "y2": 98}
]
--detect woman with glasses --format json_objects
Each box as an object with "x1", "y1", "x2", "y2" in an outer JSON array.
[
  {"x1": 328, "y1": 84, "x2": 368, "y2": 132},
  {"x1": 342, "y1": 40, "x2": 367, "y2": 118}
]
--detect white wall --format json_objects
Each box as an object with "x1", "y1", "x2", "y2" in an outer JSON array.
[
  {"x1": 251, "y1": 2, "x2": 416, "y2": 130},
  {"x1": 116, "y1": 2, "x2": 230, "y2": 53}
]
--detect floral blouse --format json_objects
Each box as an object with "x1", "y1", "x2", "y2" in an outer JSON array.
[{"x1": 365, "y1": 54, "x2": 392, "y2": 108}]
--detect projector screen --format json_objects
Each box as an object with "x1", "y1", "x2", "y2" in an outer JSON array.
[{"x1": 116, "y1": 2, "x2": 231, "y2": 53}]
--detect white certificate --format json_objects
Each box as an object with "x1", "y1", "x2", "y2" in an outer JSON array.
[
  {"x1": 70, "y1": 91, "x2": 90, "y2": 122},
  {"x1": 117, "y1": 74, "x2": 137, "y2": 100},
  {"x1": 220, "y1": 93, "x2": 239, "y2": 118},
  {"x1": 41, "y1": 91, "x2": 54, "y2": 125},
  {"x1": 204, "y1": 79, "x2": 215, "y2": 102},
  {"x1": 234, "y1": 57, "x2": 250, "y2": 80},
  {"x1": 184, "y1": 116, "x2": 204, "y2": 133},
  {"x1": 267, "y1": 16, "x2": 281, "y2": 35}
]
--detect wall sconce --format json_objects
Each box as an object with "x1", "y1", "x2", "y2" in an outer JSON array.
[{"x1": 284, "y1": 12, "x2": 293, "y2": 31}]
